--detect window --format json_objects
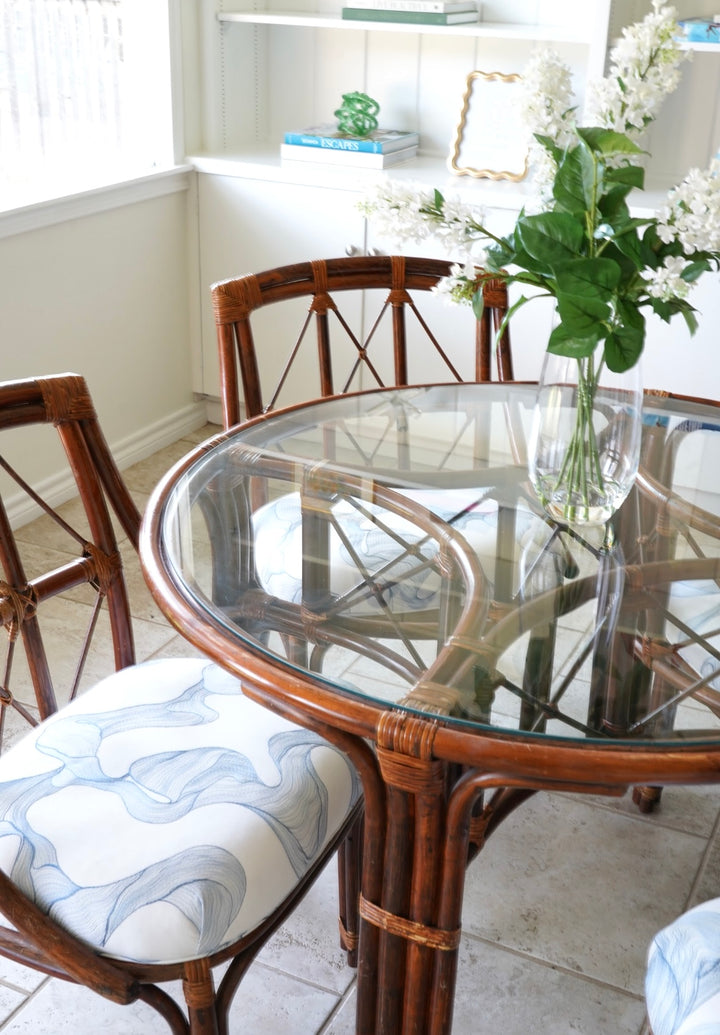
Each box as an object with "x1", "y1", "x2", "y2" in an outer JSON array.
[{"x1": 0, "y1": 0, "x2": 175, "y2": 210}]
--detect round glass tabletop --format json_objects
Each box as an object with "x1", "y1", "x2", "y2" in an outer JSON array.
[{"x1": 150, "y1": 382, "x2": 720, "y2": 748}]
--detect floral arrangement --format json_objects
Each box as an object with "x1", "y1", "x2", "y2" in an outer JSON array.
[
  {"x1": 359, "y1": 0, "x2": 720, "y2": 375},
  {"x1": 359, "y1": 1, "x2": 720, "y2": 523}
]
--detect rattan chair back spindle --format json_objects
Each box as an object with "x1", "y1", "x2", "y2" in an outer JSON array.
[{"x1": 211, "y1": 254, "x2": 514, "y2": 426}]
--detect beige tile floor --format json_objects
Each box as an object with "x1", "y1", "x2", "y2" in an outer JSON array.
[{"x1": 0, "y1": 423, "x2": 718, "y2": 1033}]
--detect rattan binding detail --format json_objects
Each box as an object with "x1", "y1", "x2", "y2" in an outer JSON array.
[
  {"x1": 0, "y1": 582, "x2": 37, "y2": 641},
  {"x1": 40, "y1": 374, "x2": 96, "y2": 424},
  {"x1": 359, "y1": 894, "x2": 461, "y2": 951},
  {"x1": 339, "y1": 917, "x2": 359, "y2": 952}
]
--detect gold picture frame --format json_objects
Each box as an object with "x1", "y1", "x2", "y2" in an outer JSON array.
[{"x1": 448, "y1": 70, "x2": 528, "y2": 181}]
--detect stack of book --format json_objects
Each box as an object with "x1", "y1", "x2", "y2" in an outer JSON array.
[
  {"x1": 675, "y1": 15, "x2": 720, "y2": 43},
  {"x1": 340, "y1": 0, "x2": 480, "y2": 26},
  {"x1": 280, "y1": 126, "x2": 419, "y2": 168}
]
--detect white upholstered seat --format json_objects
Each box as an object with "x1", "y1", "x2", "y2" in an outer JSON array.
[
  {"x1": 0, "y1": 657, "x2": 360, "y2": 967},
  {"x1": 646, "y1": 897, "x2": 720, "y2": 1035}
]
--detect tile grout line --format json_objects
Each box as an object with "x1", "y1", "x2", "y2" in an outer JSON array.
[{"x1": 0, "y1": 976, "x2": 52, "y2": 1031}]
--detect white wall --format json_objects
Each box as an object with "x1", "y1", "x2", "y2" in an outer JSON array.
[{"x1": 0, "y1": 178, "x2": 205, "y2": 497}]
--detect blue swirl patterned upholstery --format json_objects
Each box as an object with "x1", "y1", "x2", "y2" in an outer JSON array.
[
  {"x1": 253, "y1": 490, "x2": 537, "y2": 609},
  {"x1": 0, "y1": 657, "x2": 360, "y2": 966},
  {"x1": 646, "y1": 898, "x2": 720, "y2": 1035}
]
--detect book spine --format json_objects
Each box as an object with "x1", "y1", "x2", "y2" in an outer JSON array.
[
  {"x1": 341, "y1": 7, "x2": 477, "y2": 22},
  {"x1": 283, "y1": 132, "x2": 383, "y2": 153},
  {"x1": 281, "y1": 143, "x2": 417, "y2": 167}
]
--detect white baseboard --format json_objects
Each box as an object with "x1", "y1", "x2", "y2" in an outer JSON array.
[
  {"x1": 8, "y1": 400, "x2": 207, "y2": 529},
  {"x1": 111, "y1": 400, "x2": 208, "y2": 471}
]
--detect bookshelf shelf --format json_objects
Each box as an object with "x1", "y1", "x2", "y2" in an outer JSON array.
[{"x1": 217, "y1": 11, "x2": 590, "y2": 42}]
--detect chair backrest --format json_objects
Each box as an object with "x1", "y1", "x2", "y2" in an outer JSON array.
[
  {"x1": 211, "y1": 254, "x2": 514, "y2": 427},
  {"x1": 0, "y1": 373, "x2": 141, "y2": 746}
]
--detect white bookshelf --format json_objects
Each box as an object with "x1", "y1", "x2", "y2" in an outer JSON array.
[{"x1": 187, "y1": 0, "x2": 720, "y2": 400}]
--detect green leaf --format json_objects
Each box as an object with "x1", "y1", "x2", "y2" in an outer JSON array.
[
  {"x1": 547, "y1": 321, "x2": 598, "y2": 358},
  {"x1": 649, "y1": 298, "x2": 673, "y2": 322},
  {"x1": 515, "y1": 213, "x2": 586, "y2": 271},
  {"x1": 605, "y1": 225, "x2": 646, "y2": 270},
  {"x1": 485, "y1": 239, "x2": 516, "y2": 270},
  {"x1": 555, "y1": 291, "x2": 610, "y2": 338},
  {"x1": 576, "y1": 127, "x2": 645, "y2": 158},
  {"x1": 552, "y1": 143, "x2": 595, "y2": 213},
  {"x1": 471, "y1": 290, "x2": 485, "y2": 321},
  {"x1": 554, "y1": 258, "x2": 621, "y2": 302},
  {"x1": 682, "y1": 307, "x2": 699, "y2": 336},
  {"x1": 604, "y1": 164, "x2": 645, "y2": 190},
  {"x1": 598, "y1": 240, "x2": 641, "y2": 280},
  {"x1": 682, "y1": 259, "x2": 711, "y2": 283},
  {"x1": 604, "y1": 301, "x2": 644, "y2": 371},
  {"x1": 652, "y1": 297, "x2": 700, "y2": 335},
  {"x1": 597, "y1": 188, "x2": 633, "y2": 224},
  {"x1": 534, "y1": 132, "x2": 566, "y2": 166}
]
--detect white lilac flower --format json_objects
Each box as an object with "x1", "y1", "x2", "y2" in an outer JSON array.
[
  {"x1": 641, "y1": 255, "x2": 690, "y2": 301},
  {"x1": 357, "y1": 181, "x2": 437, "y2": 244},
  {"x1": 431, "y1": 262, "x2": 480, "y2": 306},
  {"x1": 518, "y1": 48, "x2": 575, "y2": 146},
  {"x1": 358, "y1": 180, "x2": 488, "y2": 259},
  {"x1": 657, "y1": 161, "x2": 720, "y2": 253},
  {"x1": 517, "y1": 48, "x2": 576, "y2": 204},
  {"x1": 584, "y1": 1, "x2": 685, "y2": 138}
]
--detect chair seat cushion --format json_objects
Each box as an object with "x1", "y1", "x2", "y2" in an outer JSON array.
[
  {"x1": 646, "y1": 897, "x2": 720, "y2": 1035},
  {"x1": 253, "y1": 489, "x2": 538, "y2": 611},
  {"x1": 0, "y1": 658, "x2": 360, "y2": 967}
]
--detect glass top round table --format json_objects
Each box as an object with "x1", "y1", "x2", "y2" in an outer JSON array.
[{"x1": 140, "y1": 381, "x2": 720, "y2": 1035}]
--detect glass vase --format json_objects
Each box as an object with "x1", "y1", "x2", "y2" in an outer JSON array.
[{"x1": 528, "y1": 352, "x2": 643, "y2": 526}]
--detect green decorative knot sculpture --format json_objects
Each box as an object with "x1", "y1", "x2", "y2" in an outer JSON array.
[{"x1": 334, "y1": 91, "x2": 380, "y2": 138}]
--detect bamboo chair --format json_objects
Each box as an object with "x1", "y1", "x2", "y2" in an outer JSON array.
[
  {"x1": 210, "y1": 254, "x2": 571, "y2": 850},
  {"x1": 212, "y1": 254, "x2": 514, "y2": 427},
  {"x1": 0, "y1": 373, "x2": 362, "y2": 1035}
]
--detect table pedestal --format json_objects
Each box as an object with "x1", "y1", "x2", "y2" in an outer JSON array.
[{"x1": 354, "y1": 710, "x2": 486, "y2": 1035}]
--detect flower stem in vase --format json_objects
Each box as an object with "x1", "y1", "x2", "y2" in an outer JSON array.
[{"x1": 530, "y1": 353, "x2": 642, "y2": 526}]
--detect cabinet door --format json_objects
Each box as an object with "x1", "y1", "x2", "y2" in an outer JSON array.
[{"x1": 197, "y1": 174, "x2": 366, "y2": 402}]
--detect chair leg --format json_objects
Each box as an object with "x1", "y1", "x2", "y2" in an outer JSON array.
[
  {"x1": 337, "y1": 813, "x2": 363, "y2": 967},
  {"x1": 632, "y1": 785, "x2": 663, "y2": 813},
  {"x1": 183, "y1": 959, "x2": 220, "y2": 1035}
]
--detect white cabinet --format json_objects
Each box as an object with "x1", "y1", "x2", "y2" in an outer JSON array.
[
  {"x1": 189, "y1": 0, "x2": 720, "y2": 402},
  {"x1": 197, "y1": 171, "x2": 366, "y2": 397}
]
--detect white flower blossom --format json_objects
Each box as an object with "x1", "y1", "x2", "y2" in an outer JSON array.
[
  {"x1": 357, "y1": 180, "x2": 438, "y2": 245},
  {"x1": 432, "y1": 262, "x2": 486, "y2": 306},
  {"x1": 359, "y1": 180, "x2": 488, "y2": 261},
  {"x1": 584, "y1": 0, "x2": 686, "y2": 139},
  {"x1": 642, "y1": 255, "x2": 690, "y2": 301},
  {"x1": 657, "y1": 160, "x2": 720, "y2": 254},
  {"x1": 517, "y1": 48, "x2": 576, "y2": 202}
]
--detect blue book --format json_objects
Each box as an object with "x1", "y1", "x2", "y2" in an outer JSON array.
[
  {"x1": 676, "y1": 16, "x2": 720, "y2": 43},
  {"x1": 283, "y1": 125, "x2": 419, "y2": 154}
]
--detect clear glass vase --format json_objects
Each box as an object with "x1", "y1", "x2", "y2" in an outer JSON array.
[{"x1": 528, "y1": 352, "x2": 643, "y2": 526}]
